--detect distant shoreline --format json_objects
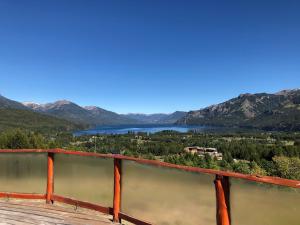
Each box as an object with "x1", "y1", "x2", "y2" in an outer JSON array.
[{"x1": 73, "y1": 124, "x2": 260, "y2": 136}]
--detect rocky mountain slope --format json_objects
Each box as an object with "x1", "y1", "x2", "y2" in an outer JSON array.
[
  {"x1": 157, "y1": 111, "x2": 187, "y2": 124},
  {"x1": 0, "y1": 96, "x2": 82, "y2": 132},
  {"x1": 0, "y1": 95, "x2": 29, "y2": 110},
  {"x1": 24, "y1": 100, "x2": 139, "y2": 126},
  {"x1": 84, "y1": 106, "x2": 139, "y2": 125},
  {"x1": 124, "y1": 113, "x2": 169, "y2": 123},
  {"x1": 23, "y1": 99, "x2": 186, "y2": 126},
  {"x1": 177, "y1": 89, "x2": 300, "y2": 131},
  {"x1": 123, "y1": 111, "x2": 187, "y2": 124}
]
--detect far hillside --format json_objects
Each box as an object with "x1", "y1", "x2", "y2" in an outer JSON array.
[
  {"x1": 0, "y1": 95, "x2": 83, "y2": 133},
  {"x1": 0, "y1": 108, "x2": 83, "y2": 133},
  {"x1": 177, "y1": 89, "x2": 300, "y2": 131}
]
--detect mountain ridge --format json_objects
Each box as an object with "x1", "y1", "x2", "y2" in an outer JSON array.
[
  {"x1": 23, "y1": 100, "x2": 139, "y2": 126},
  {"x1": 122, "y1": 111, "x2": 187, "y2": 124},
  {"x1": 22, "y1": 100, "x2": 187, "y2": 125},
  {"x1": 177, "y1": 89, "x2": 300, "y2": 131},
  {"x1": 2, "y1": 88, "x2": 299, "y2": 131},
  {"x1": 0, "y1": 96, "x2": 83, "y2": 132}
]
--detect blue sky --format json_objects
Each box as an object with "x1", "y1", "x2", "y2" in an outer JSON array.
[{"x1": 0, "y1": 0, "x2": 299, "y2": 113}]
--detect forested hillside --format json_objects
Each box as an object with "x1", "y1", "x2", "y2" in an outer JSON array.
[
  {"x1": 178, "y1": 89, "x2": 300, "y2": 131},
  {"x1": 0, "y1": 108, "x2": 83, "y2": 133}
]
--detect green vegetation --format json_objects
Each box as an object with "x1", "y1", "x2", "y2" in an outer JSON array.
[
  {"x1": 0, "y1": 129, "x2": 300, "y2": 180},
  {"x1": 0, "y1": 129, "x2": 48, "y2": 149},
  {"x1": 0, "y1": 129, "x2": 76, "y2": 149},
  {"x1": 178, "y1": 89, "x2": 300, "y2": 131},
  {"x1": 0, "y1": 108, "x2": 84, "y2": 133}
]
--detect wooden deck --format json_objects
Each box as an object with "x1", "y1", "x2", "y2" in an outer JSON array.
[{"x1": 0, "y1": 199, "x2": 117, "y2": 225}]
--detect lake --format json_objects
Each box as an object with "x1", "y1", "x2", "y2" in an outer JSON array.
[{"x1": 74, "y1": 124, "x2": 223, "y2": 136}]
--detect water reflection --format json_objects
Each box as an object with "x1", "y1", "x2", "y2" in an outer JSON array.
[{"x1": 74, "y1": 124, "x2": 225, "y2": 136}]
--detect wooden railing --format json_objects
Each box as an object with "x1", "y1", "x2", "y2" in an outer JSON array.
[{"x1": 0, "y1": 148, "x2": 299, "y2": 225}]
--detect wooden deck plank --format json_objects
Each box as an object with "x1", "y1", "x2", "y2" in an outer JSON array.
[
  {"x1": 0, "y1": 201, "x2": 107, "y2": 220},
  {"x1": 0, "y1": 200, "x2": 117, "y2": 225},
  {"x1": 0, "y1": 203, "x2": 111, "y2": 223}
]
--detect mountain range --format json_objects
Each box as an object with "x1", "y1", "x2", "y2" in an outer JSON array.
[
  {"x1": 1, "y1": 88, "x2": 299, "y2": 132},
  {"x1": 177, "y1": 89, "x2": 300, "y2": 131},
  {"x1": 0, "y1": 94, "x2": 187, "y2": 132},
  {"x1": 22, "y1": 101, "x2": 137, "y2": 126},
  {"x1": 22, "y1": 101, "x2": 185, "y2": 125},
  {"x1": 0, "y1": 95, "x2": 82, "y2": 132},
  {"x1": 122, "y1": 112, "x2": 187, "y2": 124}
]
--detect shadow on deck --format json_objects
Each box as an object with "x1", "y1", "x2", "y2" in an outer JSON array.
[{"x1": 0, "y1": 199, "x2": 117, "y2": 225}]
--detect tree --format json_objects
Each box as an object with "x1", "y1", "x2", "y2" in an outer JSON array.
[
  {"x1": 273, "y1": 156, "x2": 300, "y2": 180},
  {"x1": 232, "y1": 161, "x2": 251, "y2": 174},
  {"x1": 249, "y1": 161, "x2": 267, "y2": 176},
  {"x1": 5, "y1": 129, "x2": 30, "y2": 149}
]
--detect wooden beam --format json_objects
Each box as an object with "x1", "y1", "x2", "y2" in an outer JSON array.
[
  {"x1": 215, "y1": 175, "x2": 230, "y2": 225},
  {"x1": 51, "y1": 194, "x2": 112, "y2": 215},
  {"x1": 221, "y1": 176, "x2": 231, "y2": 223},
  {"x1": 0, "y1": 192, "x2": 46, "y2": 200},
  {"x1": 119, "y1": 212, "x2": 153, "y2": 225},
  {"x1": 46, "y1": 152, "x2": 54, "y2": 204},
  {"x1": 113, "y1": 158, "x2": 122, "y2": 222},
  {"x1": 0, "y1": 149, "x2": 300, "y2": 188}
]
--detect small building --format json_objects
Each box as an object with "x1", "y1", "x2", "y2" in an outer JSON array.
[{"x1": 184, "y1": 146, "x2": 223, "y2": 160}]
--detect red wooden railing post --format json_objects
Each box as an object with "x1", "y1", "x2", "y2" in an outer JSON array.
[
  {"x1": 113, "y1": 158, "x2": 122, "y2": 222},
  {"x1": 215, "y1": 175, "x2": 230, "y2": 225},
  {"x1": 46, "y1": 152, "x2": 54, "y2": 204}
]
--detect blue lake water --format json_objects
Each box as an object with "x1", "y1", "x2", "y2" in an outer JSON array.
[{"x1": 74, "y1": 124, "x2": 219, "y2": 136}]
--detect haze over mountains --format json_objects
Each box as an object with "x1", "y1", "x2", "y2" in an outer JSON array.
[
  {"x1": 123, "y1": 112, "x2": 187, "y2": 124},
  {"x1": 22, "y1": 100, "x2": 185, "y2": 126},
  {"x1": 0, "y1": 88, "x2": 299, "y2": 132},
  {"x1": 23, "y1": 100, "x2": 137, "y2": 126},
  {"x1": 0, "y1": 95, "x2": 187, "y2": 132}
]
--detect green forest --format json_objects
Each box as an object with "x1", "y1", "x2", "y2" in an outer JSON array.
[
  {"x1": 0, "y1": 108, "x2": 83, "y2": 132},
  {"x1": 0, "y1": 129, "x2": 300, "y2": 180}
]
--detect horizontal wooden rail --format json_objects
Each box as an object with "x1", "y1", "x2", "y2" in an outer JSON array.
[
  {"x1": 0, "y1": 148, "x2": 299, "y2": 188},
  {"x1": 51, "y1": 195, "x2": 113, "y2": 215},
  {"x1": 119, "y1": 212, "x2": 152, "y2": 225},
  {"x1": 0, "y1": 192, "x2": 46, "y2": 200},
  {"x1": 0, "y1": 149, "x2": 300, "y2": 225}
]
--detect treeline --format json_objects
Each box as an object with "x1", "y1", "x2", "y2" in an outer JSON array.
[
  {"x1": 164, "y1": 153, "x2": 300, "y2": 180},
  {"x1": 0, "y1": 129, "x2": 47, "y2": 149},
  {"x1": 0, "y1": 108, "x2": 82, "y2": 133},
  {"x1": 0, "y1": 129, "x2": 299, "y2": 180},
  {"x1": 74, "y1": 131, "x2": 300, "y2": 180},
  {"x1": 0, "y1": 129, "x2": 72, "y2": 149}
]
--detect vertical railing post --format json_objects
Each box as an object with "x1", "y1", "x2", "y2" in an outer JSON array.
[
  {"x1": 46, "y1": 152, "x2": 54, "y2": 204},
  {"x1": 113, "y1": 158, "x2": 122, "y2": 222},
  {"x1": 214, "y1": 175, "x2": 230, "y2": 225}
]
